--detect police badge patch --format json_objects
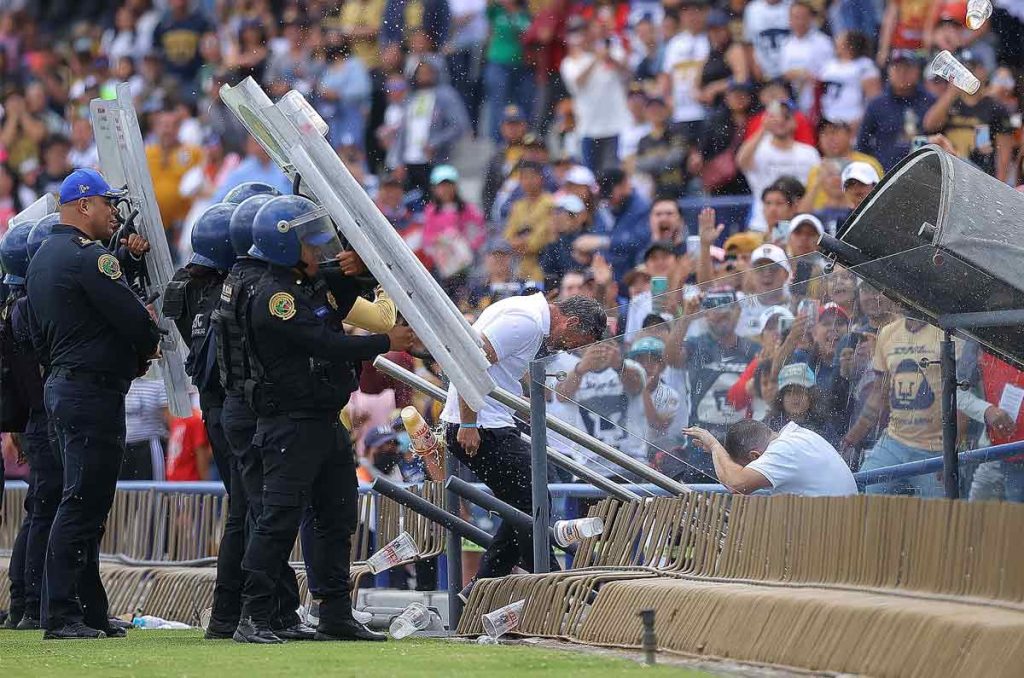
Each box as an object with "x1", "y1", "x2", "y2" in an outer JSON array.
[
  {"x1": 269, "y1": 291, "x2": 296, "y2": 320},
  {"x1": 97, "y1": 253, "x2": 122, "y2": 280}
]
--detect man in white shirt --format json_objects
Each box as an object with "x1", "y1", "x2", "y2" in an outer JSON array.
[
  {"x1": 442, "y1": 294, "x2": 607, "y2": 596},
  {"x1": 779, "y1": 1, "x2": 834, "y2": 113},
  {"x1": 659, "y1": 0, "x2": 710, "y2": 137},
  {"x1": 684, "y1": 418, "x2": 858, "y2": 496},
  {"x1": 743, "y1": 0, "x2": 793, "y2": 81},
  {"x1": 560, "y1": 20, "x2": 632, "y2": 171},
  {"x1": 737, "y1": 99, "x2": 820, "y2": 230}
]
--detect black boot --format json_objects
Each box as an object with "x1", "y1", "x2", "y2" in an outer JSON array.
[
  {"x1": 273, "y1": 621, "x2": 317, "y2": 641},
  {"x1": 314, "y1": 619, "x2": 387, "y2": 642},
  {"x1": 15, "y1": 615, "x2": 40, "y2": 631},
  {"x1": 43, "y1": 622, "x2": 107, "y2": 640},
  {"x1": 204, "y1": 618, "x2": 238, "y2": 640},
  {"x1": 232, "y1": 617, "x2": 283, "y2": 644},
  {"x1": 3, "y1": 608, "x2": 23, "y2": 629},
  {"x1": 102, "y1": 625, "x2": 128, "y2": 638}
]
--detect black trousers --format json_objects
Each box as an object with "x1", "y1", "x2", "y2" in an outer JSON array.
[
  {"x1": 43, "y1": 376, "x2": 126, "y2": 630},
  {"x1": 203, "y1": 400, "x2": 250, "y2": 627},
  {"x1": 240, "y1": 414, "x2": 357, "y2": 630},
  {"x1": 219, "y1": 396, "x2": 300, "y2": 628},
  {"x1": 8, "y1": 413, "x2": 63, "y2": 623},
  {"x1": 445, "y1": 424, "x2": 558, "y2": 579}
]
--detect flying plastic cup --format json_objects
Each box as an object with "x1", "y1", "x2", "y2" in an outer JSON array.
[
  {"x1": 929, "y1": 51, "x2": 981, "y2": 95},
  {"x1": 966, "y1": 0, "x2": 992, "y2": 29},
  {"x1": 389, "y1": 602, "x2": 433, "y2": 640},
  {"x1": 481, "y1": 599, "x2": 527, "y2": 639},
  {"x1": 366, "y1": 531, "x2": 419, "y2": 574},
  {"x1": 553, "y1": 517, "x2": 605, "y2": 548}
]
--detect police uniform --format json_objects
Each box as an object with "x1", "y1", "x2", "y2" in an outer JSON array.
[
  {"x1": 27, "y1": 219, "x2": 159, "y2": 636},
  {"x1": 209, "y1": 255, "x2": 306, "y2": 637},
  {"x1": 238, "y1": 263, "x2": 390, "y2": 641},
  {"x1": 1, "y1": 291, "x2": 62, "y2": 630}
]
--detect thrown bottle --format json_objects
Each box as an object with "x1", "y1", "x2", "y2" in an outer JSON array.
[
  {"x1": 966, "y1": 0, "x2": 992, "y2": 29},
  {"x1": 553, "y1": 517, "x2": 605, "y2": 547}
]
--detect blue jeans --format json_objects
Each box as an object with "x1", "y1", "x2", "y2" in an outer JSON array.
[
  {"x1": 581, "y1": 136, "x2": 620, "y2": 173},
  {"x1": 969, "y1": 460, "x2": 1024, "y2": 502},
  {"x1": 484, "y1": 62, "x2": 535, "y2": 142},
  {"x1": 327, "y1": 102, "x2": 368, "y2": 149},
  {"x1": 860, "y1": 434, "x2": 944, "y2": 498}
]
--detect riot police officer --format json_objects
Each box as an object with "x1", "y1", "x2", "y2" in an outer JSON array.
[
  {"x1": 233, "y1": 195, "x2": 413, "y2": 644},
  {"x1": 164, "y1": 201, "x2": 274, "y2": 637},
  {"x1": 207, "y1": 189, "x2": 311, "y2": 640},
  {"x1": 27, "y1": 169, "x2": 161, "y2": 640},
  {"x1": 1, "y1": 220, "x2": 62, "y2": 631}
]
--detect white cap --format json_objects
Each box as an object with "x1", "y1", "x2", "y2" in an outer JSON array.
[
  {"x1": 750, "y1": 243, "x2": 792, "y2": 275},
  {"x1": 553, "y1": 191, "x2": 586, "y2": 214},
  {"x1": 790, "y1": 213, "x2": 824, "y2": 236},
  {"x1": 757, "y1": 305, "x2": 795, "y2": 334},
  {"x1": 564, "y1": 165, "x2": 597, "y2": 190},
  {"x1": 841, "y1": 161, "x2": 880, "y2": 188}
]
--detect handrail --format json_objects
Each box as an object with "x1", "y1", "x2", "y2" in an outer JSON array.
[{"x1": 854, "y1": 439, "x2": 1024, "y2": 486}]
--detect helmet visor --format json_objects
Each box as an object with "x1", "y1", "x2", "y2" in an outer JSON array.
[{"x1": 287, "y1": 206, "x2": 344, "y2": 263}]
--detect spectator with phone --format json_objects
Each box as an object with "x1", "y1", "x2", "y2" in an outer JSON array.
[
  {"x1": 665, "y1": 285, "x2": 759, "y2": 482},
  {"x1": 772, "y1": 301, "x2": 850, "y2": 390},
  {"x1": 737, "y1": 98, "x2": 821, "y2": 231}
]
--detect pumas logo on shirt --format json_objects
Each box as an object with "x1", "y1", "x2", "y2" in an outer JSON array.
[{"x1": 891, "y1": 358, "x2": 935, "y2": 410}]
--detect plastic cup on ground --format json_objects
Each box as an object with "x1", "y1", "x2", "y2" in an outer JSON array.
[
  {"x1": 929, "y1": 51, "x2": 981, "y2": 95},
  {"x1": 366, "y1": 531, "x2": 419, "y2": 574},
  {"x1": 481, "y1": 599, "x2": 526, "y2": 639},
  {"x1": 966, "y1": 0, "x2": 992, "y2": 29},
  {"x1": 199, "y1": 607, "x2": 211, "y2": 630},
  {"x1": 389, "y1": 602, "x2": 432, "y2": 640},
  {"x1": 553, "y1": 517, "x2": 605, "y2": 548},
  {"x1": 477, "y1": 634, "x2": 499, "y2": 645}
]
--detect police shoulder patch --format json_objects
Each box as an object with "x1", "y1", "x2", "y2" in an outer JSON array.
[
  {"x1": 268, "y1": 291, "x2": 296, "y2": 320},
  {"x1": 97, "y1": 253, "x2": 122, "y2": 280}
]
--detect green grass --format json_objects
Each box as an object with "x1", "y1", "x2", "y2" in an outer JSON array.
[{"x1": 0, "y1": 629, "x2": 709, "y2": 677}]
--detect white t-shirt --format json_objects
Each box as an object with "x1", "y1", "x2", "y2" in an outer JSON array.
[
  {"x1": 819, "y1": 56, "x2": 879, "y2": 124},
  {"x1": 746, "y1": 422, "x2": 858, "y2": 496},
  {"x1": 448, "y1": 0, "x2": 488, "y2": 48},
  {"x1": 661, "y1": 31, "x2": 711, "y2": 123},
  {"x1": 619, "y1": 121, "x2": 652, "y2": 160},
  {"x1": 743, "y1": 137, "x2": 821, "y2": 230},
  {"x1": 402, "y1": 89, "x2": 437, "y2": 165},
  {"x1": 545, "y1": 352, "x2": 585, "y2": 464},
  {"x1": 441, "y1": 293, "x2": 550, "y2": 429},
  {"x1": 779, "y1": 30, "x2": 835, "y2": 113},
  {"x1": 560, "y1": 50, "x2": 631, "y2": 139},
  {"x1": 743, "y1": 0, "x2": 793, "y2": 80}
]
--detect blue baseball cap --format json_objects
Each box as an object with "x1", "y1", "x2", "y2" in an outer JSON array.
[{"x1": 58, "y1": 168, "x2": 126, "y2": 205}]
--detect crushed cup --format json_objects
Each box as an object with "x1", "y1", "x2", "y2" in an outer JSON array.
[
  {"x1": 389, "y1": 602, "x2": 433, "y2": 640},
  {"x1": 366, "y1": 531, "x2": 419, "y2": 574}
]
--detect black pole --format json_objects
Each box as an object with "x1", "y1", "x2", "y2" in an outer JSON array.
[
  {"x1": 940, "y1": 329, "x2": 960, "y2": 499},
  {"x1": 445, "y1": 477, "x2": 576, "y2": 556},
  {"x1": 529, "y1": 361, "x2": 551, "y2": 574},
  {"x1": 444, "y1": 452, "x2": 464, "y2": 630},
  {"x1": 371, "y1": 477, "x2": 494, "y2": 548}
]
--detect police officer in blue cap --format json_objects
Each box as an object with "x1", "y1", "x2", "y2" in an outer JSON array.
[
  {"x1": 26, "y1": 168, "x2": 161, "y2": 640},
  {"x1": 233, "y1": 195, "x2": 413, "y2": 644},
  {"x1": 1, "y1": 220, "x2": 63, "y2": 632}
]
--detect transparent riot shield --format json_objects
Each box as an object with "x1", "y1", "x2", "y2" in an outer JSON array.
[
  {"x1": 90, "y1": 84, "x2": 192, "y2": 417},
  {"x1": 9, "y1": 194, "x2": 57, "y2": 229},
  {"x1": 219, "y1": 77, "x2": 495, "y2": 412}
]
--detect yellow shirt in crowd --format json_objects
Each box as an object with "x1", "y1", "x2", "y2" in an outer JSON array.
[
  {"x1": 504, "y1": 192, "x2": 555, "y2": 282},
  {"x1": 145, "y1": 143, "x2": 202, "y2": 228}
]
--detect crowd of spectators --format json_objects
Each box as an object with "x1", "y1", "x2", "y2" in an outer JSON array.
[{"x1": 1, "y1": 0, "x2": 1023, "y2": 499}]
